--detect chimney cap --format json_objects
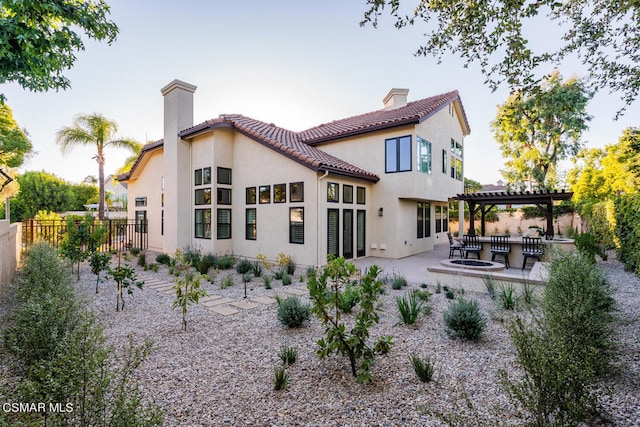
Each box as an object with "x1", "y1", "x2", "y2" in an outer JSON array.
[
  {"x1": 161, "y1": 79, "x2": 197, "y2": 96},
  {"x1": 383, "y1": 88, "x2": 409, "y2": 110}
]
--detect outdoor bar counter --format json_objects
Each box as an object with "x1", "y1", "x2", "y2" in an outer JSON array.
[{"x1": 462, "y1": 236, "x2": 575, "y2": 270}]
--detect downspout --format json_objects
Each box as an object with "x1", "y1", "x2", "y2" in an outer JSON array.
[{"x1": 317, "y1": 170, "x2": 329, "y2": 267}]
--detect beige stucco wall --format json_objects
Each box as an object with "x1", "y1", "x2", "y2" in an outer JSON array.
[
  {"x1": 126, "y1": 149, "x2": 164, "y2": 252},
  {"x1": 313, "y1": 102, "x2": 465, "y2": 259},
  {"x1": 0, "y1": 220, "x2": 21, "y2": 291}
]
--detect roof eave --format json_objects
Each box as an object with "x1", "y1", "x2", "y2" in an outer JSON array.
[{"x1": 304, "y1": 117, "x2": 420, "y2": 146}]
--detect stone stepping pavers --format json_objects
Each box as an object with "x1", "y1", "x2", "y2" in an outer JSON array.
[
  {"x1": 201, "y1": 297, "x2": 233, "y2": 307},
  {"x1": 249, "y1": 296, "x2": 277, "y2": 305},
  {"x1": 208, "y1": 305, "x2": 239, "y2": 316},
  {"x1": 282, "y1": 288, "x2": 307, "y2": 296},
  {"x1": 230, "y1": 300, "x2": 259, "y2": 310}
]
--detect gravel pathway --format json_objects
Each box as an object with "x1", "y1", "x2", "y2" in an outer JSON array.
[{"x1": 4, "y1": 253, "x2": 640, "y2": 426}]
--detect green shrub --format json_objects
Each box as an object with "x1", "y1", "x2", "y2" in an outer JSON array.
[
  {"x1": 273, "y1": 366, "x2": 289, "y2": 391},
  {"x1": 373, "y1": 335, "x2": 394, "y2": 355},
  {"x1": 198, "y1": 253, "x2": 216, "y2": 274},
  {"x1": 483, "y1": 276, "x2": 496, "y2": 300},
  {"x1": 137, "y1": 251, "x2": 147, "y2": 267},
  {"x1": 498, "y1": 283, "x2": 518, "y2": 310},
  {"x1": 278, "y1": 345, "x2": 298, "y2": 366},
  {"x1": 214, "y1": 253, "x2": 236, "y2": 270},
  {"x1": 276, "y1": 296, "x2": 310, "y2": 327},
  {"x1": 242, "y1": 272, "x2": 253, "y2": 283},
  {"x1": 410, "y1": 353, "x2": 436, "y2": 383},
  {"x1": 443, "y1": 298, "x2": 486, "y2": 341},
  {"x1": 130, "y1": 247, "x2": 141, "y2": 256},
  {"x1": 236, "y1": 258, "x2": 253, "y2": 274},
  {"x1": 281, "y1": 273, "x2": 292, "y2": 286},
  {"x1": 220, "y1": 273, "x2": 234, "y2": 289},
  {"x1": 284, "y1": 258, "x2": 297, "y2": 275},
  {"x1": 89, "y1": 251, "x2": 111, "y2": 294},
  {"x1": 499, "y1": 251, "x2": 616, "y2": 426},
  {"x1": 263, "y1": 275, "x2": 272, "y2": 289},
  {"x1": 414, "y1": 289, "x2": 431, "y2": 301},
  {"x1": 273, "y1": 269, "x2": 284, "y2": 280},
  {"x1": 445, "y1": 289, "x2": 455, "y2": 299},
  {"x1": 155, "y1": 253, "x2": 172, "y2": 266},
  {"x1": 521, "y1": 280, "x2": 535, "y2": 305},
  {"x1": 396, "y1": 291, "x2": 423, "y2": 325},
  {"x1": 574, "y1": 232, "x2": 608, "y2": 263},
  {"x1": 390, "y1": 272, "x2": 408, "y2": 290},
  {"x1": 251, "y1": 261, "x2": 264, "y2": 277}
]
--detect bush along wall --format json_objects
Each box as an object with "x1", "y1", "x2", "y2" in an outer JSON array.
[
  {"x1": 614, "y1": 194, "x2": 640, "y2": 276},
  {"x1": 581, "y1": 200, "x2": 617, "y2": 249}
]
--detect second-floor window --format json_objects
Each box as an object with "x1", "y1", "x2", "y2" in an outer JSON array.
[
  {"x1": 417, "y1": 136, "x2": 432, "y2": 174},
  {"x1": 385, "y1": 136, "x2": 412, "y2": 173}
]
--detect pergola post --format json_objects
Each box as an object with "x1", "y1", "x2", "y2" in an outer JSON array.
[
  {"x1": 468, "y1": 201, "x2": 476, "y2": 235},
  {"x1": 546, "y1": 201, "x2": 554, "y2": 239}
]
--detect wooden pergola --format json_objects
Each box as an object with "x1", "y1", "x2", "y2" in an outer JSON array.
[{"x1": 452, "y1": 190, "x2": 573, "y2": 239}]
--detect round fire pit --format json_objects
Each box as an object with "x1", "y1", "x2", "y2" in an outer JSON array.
[{"x1": 440, "y1": 258, "x2": 505, "y2": 271}]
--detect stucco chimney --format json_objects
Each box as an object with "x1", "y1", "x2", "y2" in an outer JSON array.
[
  {"x1": 161, "y1": 79, "x2": 197, "y2": 254},
  {"x1": 383, "y1": 88, "x2": 409, "y2": 110}
]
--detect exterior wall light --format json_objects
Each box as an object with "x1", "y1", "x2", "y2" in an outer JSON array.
[{"x1": 378, "y1": 207, "x2": 384, "y2": 217}]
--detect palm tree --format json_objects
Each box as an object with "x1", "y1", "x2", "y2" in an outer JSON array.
[
  {"x1": 56, "y1": 114, "x2": 138, "y2": 220},
  {"x1": 115, "y1": 141, "x2": 144, "y2": 176}
]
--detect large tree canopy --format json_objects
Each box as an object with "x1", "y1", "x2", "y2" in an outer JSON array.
[
  {"x1": 361, "y1": 0, "x2": 640, "y2": 116},
  {"x1": 0, "y1": 102, "x2": 32, "y2": 198},
  {"x1": 0, "y1": 0, "x2": 118, "y2": 98},
  {"x1": 492, "y1": 72, "x2": 592, "y2": 191},
  {"x1": 56, "y1": 113, "x2": 137, "y2": 220}
]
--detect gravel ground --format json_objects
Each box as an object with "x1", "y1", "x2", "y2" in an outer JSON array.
[{"x1": 3, "y1": 252, "x2": 640, "y2": 426}]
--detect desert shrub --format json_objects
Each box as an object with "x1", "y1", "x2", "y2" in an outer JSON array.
[
  {"x1": 220, "y1": 273, "x2": 234, "y2": 289},
  {"x1": 396, "y1": 291, "x2": 423, "y2": 325},
  {"x1": 236, "y1": 258, "x2": 253, "y2": 274},
  {"x1": 414, "y1": 289, "x2": 431, "y2": 301},
  {"x1": 445, "y1": 289, "x2": 455, "y2": 299},
  {"x1": 137, "y1": 251, "x2": 147, "y2": 267},
  {"x1": 276, "y1": 296, "x2": 310, "y2": 328},
  {"x1": 410, "y1": 353, "x2": 436, "y2": 382},
  {"x1": 498, "y1": 283, "x2": 518, "y2": 310},
  {"x1": 308, "y1": 257, "x2": 393, "y2": 383},
  {"x1": 130, "y1": 247, "x2": 141, "y2": 256},
  {"x1": 182, "y1": 245, "x2": 201, "y2": 270},
  {"x1": 499, "y1": 251, "x2": 616, "y2": 426},
  {"x1": 276, "y1": 253, "x2": 296, "y2": 274},
  {"x1": 278, "y1": 345, "x2": 298, "y2": 366},
  {"x1": 146, "y1": 263, "x2": 159, "y2": 273},
  {"x1": 273, "y1": 366, "x2": 289, "y2": 391},
  {"x1": 390, "y1": 272, "x2": 408, "y2": 290},
  {"x1": 155, "y1": 253, "x2": 172, "y2": 266},
  {"x1": 251, "y1": 261, "x2": 264, "y2": 277},
  {"x1": 284, "y1": 258, "x2": 297, "y2": 275},
  {"x1": 263, "y1": 275, "x2": 272, "y2": 289},
  {"x1": 483, "y1": 276, "x2": 497, "y2": 300},
  {"x1": 242, "y1": 272, "x2": 253, "y2": 283},
  {"x1": 214, "y1": 253, "x2": 236, "y2": 270},
  {"x1": 443, "y1": 298, "x2": 486, "y2": 341},
  {"x1": 521, "y1": 280, "x2": 535, "y2": 305},
  {"x1": 198, "y1": 253, "x2": 216, "y2": 274},
  {"x1": 373, "y1": 335, "x2": 394, "y2": 355},
  {"x1": 281, "y1": 273, "x2": 292, "y2": 286}
]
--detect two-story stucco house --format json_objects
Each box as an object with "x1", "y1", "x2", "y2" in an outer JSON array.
[{"x1": 118, "y1": 80, "x2": 470, "y2": 266}]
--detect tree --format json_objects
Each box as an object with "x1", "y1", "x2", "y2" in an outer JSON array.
[
  {"x1": 492, "y1": 72, "x2": 592, "y2": 191},
  {"x1": 7, "y1": 171, "x2": 75, "y2": 221},
  {"x1": 115, "y1": 141, "x2": 143, "y2": 176},
  {"x1": 0, "y1": 0, "x2": 118, "y2": 101},
  {"x1": 361, "y1": 0, "x2": 640, "y2": 116},
  {"x1": 56, "y1": 114, "x2": 138, "y2": 220},
  {"x1": 0, "y1": 102, "x2": 32, "y2": 198}
]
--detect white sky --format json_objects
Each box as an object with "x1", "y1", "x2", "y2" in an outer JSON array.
[{"x1": 2, "y1": 0, "x2": 638, "y2": 186}]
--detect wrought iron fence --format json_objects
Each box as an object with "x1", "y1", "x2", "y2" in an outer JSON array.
[{"x1": 22, "y1": 219, "x2": 148, "y2": 252}]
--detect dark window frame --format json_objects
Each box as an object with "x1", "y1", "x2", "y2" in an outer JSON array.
[
  {"x1": 246, "y1": 187, "x2": 256, "y2": 204},
  {"x1": 135, "y1": 197, "x2": 147, "y2": 207},
  {"x1": 195, "y1": 188, "x2": 211, "y2": 205},
  {"x1": 135, "y1": 210, "x2": 147, "y2": 233},
  {"x1": 259, "y1": 185, "x2": 271, "y2": 204},
  {"x1": 356, "y1": 186, "x2": 366, "y2": 205},
  {"x1": 289, "y1": 207, "x2": 304, "y2": 244},
  {"x1": 343, "y1": 185, "x2": 353, "y2": 204},
  {"x1": 194, "y1": 208, "x2": 211, "y2": 239},
  {"x1": 327, "y1": 182, "x2": 339, "y2": 203},
  {"x1": 217, "y1": 167, "x2": 232, "y2": 185},
  {"x1": 290, "y1": 182, "x2": 304, "y2": 202},
  {"x1": 274, "y1": 183, "x2": 286, "y2": 203},
  {"x1": 246, "y1": 208, "x2": 256, "y2": 240},
  {"x1": 217, "y1": 208, "x2": 232, "y2": 240},
  {"x1": 385, "y1": 135, "x2": 412, "y2": 173},
  {"x1": 217, "y1": 188, "x2": 232, "y2": 205}
]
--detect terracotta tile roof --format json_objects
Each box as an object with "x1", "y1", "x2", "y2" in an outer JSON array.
[
  {"x1": 299, "y1": 90, "x2": 470, "y2": 145},
  {"x1": 120, "y1": 90, "x2": 468, "y2": 183},
  {"x1": 180, "y1": 115, "x2": 380, "y2": 182}
]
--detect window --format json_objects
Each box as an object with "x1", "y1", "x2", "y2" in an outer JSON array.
[
  {"x1": 135, "y1": 210, "x2": 147, "y2": 233},
  {"x1": 290, "y1": 182, "x2": 304, "y2": 202},
  {"x1": 436, "y1": 206, "x2": 442, "y2": 233},
  {"x1": 442, "y1": 149, "x2": 448, "y2": 174},
  {"x1": 217, "y1": 209, "x2": 231, "y2": 239},
  {"x1": 259, "y1": 185, "x2": 270, "y2": 204},
  {"x1": 417, "y1": 136, "x2": 432, "y2": 174},
  {"x1": 246, "y1": 187, "x2": 256, "y2": 204},
  {"x1": 195, "y1": 209, "x2": 211, "y2": 239},
  {"x1": 217, "y1": 167, "x2": 232, "y2": 185},
  {"x1": 451, "y1": 138, "x2": 463, "y2": 156},
  {"x1": 274, "y1": 184, "x2": 286, "y2": 203},
  {"x1": 194, "y1": 167, "x2": 212, "y2": 186},
  {"x1": 356, "y1": 210, "x2": 366, "y2": 257},
  {"x1": 451, "y1": 158, "x2": 463, "y2": 181},
  {"x1": 328, "y1": 209, "x2": 339, "y2": 257},
  {"x1": 246, "y1": 208, "x2": 256, "y2": 240},
  {"x1": 343, "y1": 185, "x2": 353, "y2": 204},
  {"x1": 161, "y1": 210, "x2": 164, "y2": 236},
  {"x1": 385, "y1": 136, "x2": 412, "y2": 173},
  {"x1": 451, "y1": 156, "x2": 456, "y2": 179},
  {"x1": 327, "y1": 182, "x2": 339, "y2": 202},
  {"x1": 217, "y1": 188, "x2": 231, "y2": 205},
  {"x1": 289, "y1": 207, "x2": 304, "y2": 244},
  {"x1": 195, "y1": 188, "x2": 211, "y2": 205},
  {"x1": 195, "y1": 169, "x2": 202, "y2": 186},
  {"x1": 161, "y1": 193, "x2": 164, "y2": 208},
  {"x1": 417, "y1": 202, "x2": 431, "y2": 238},
  {"x1": 356, "y1": 187, "x2": 366, "y2": 204},
  {"x1": 442, "y1": 206, "x2": 449, "y2": 232},
  {"x1": 135, "y1": 197, "x2": 147, "y2": 207}
]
